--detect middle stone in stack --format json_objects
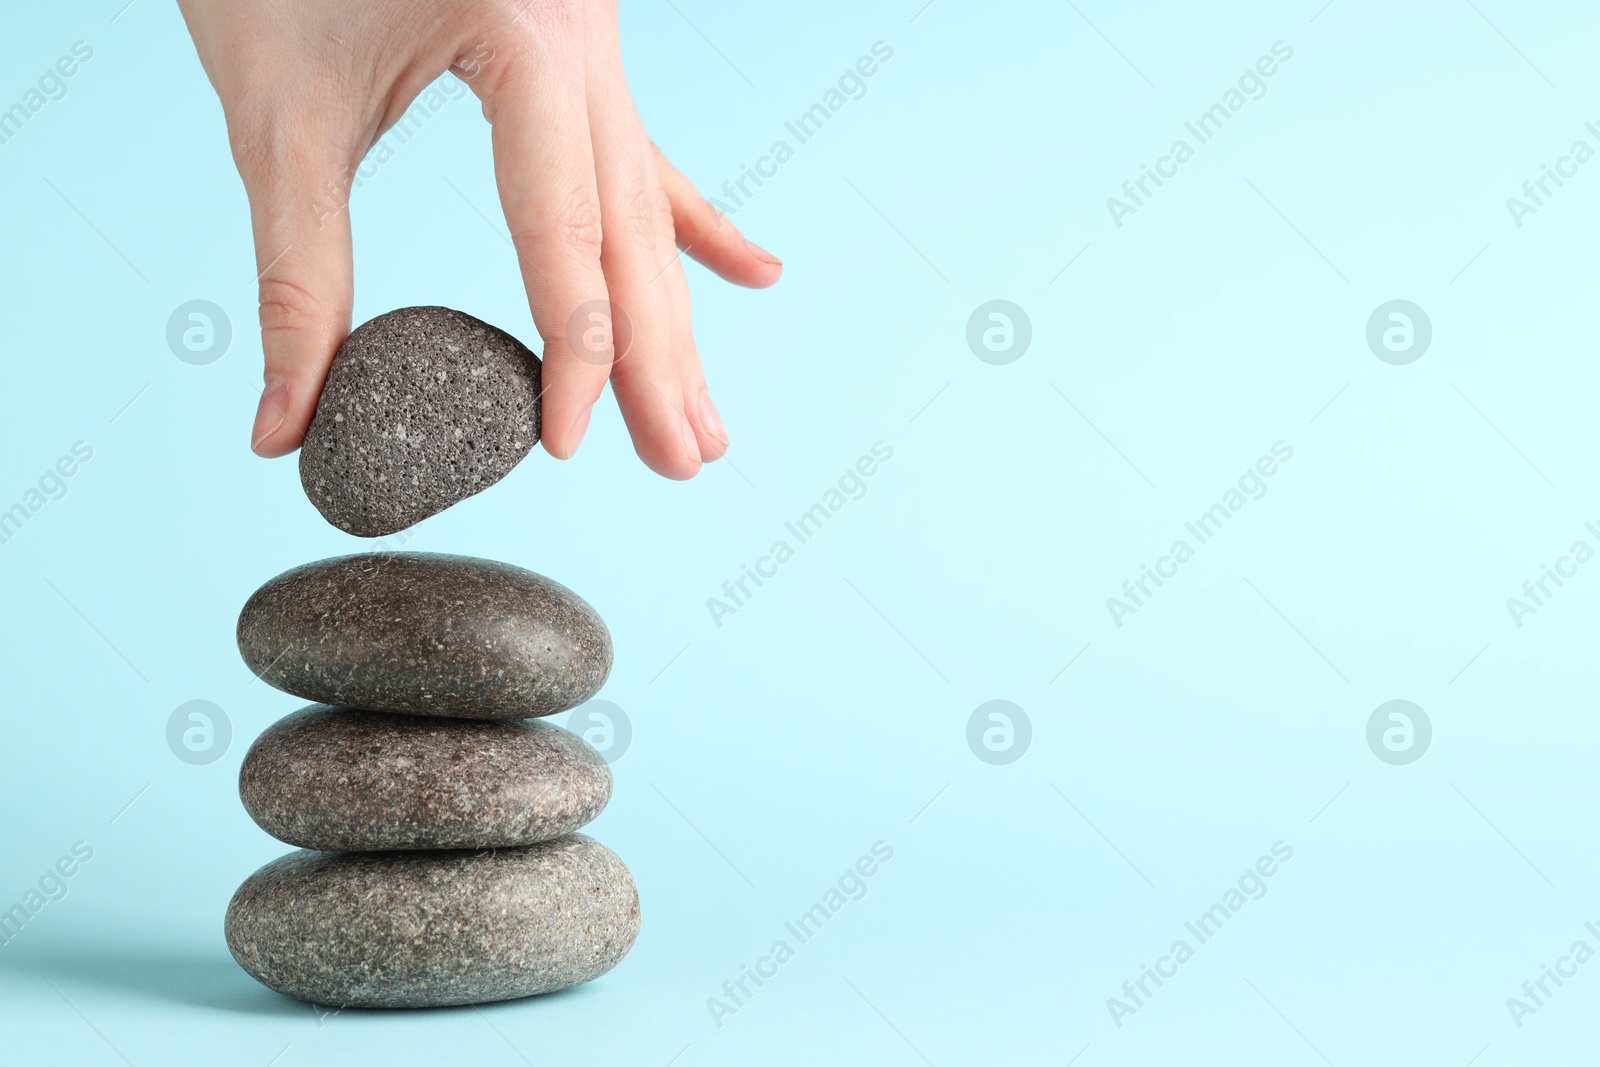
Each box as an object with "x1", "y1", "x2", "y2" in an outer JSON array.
[{"x1": 225, "y1": 552, "x2": 639, "y2": 1009}]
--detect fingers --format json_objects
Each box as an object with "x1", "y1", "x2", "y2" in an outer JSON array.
[
  {"x1": 642, "y1": 145, "x2": 726, "y2": 463},
  {"x1": 658, "y1": 256, "x2": 727, "y2": 463},
  {"x1": 652, "y1": 144, "x2": 782, "y2": 289},
  {"x1": 235, "y1": 120, "x2": 357, "y2": 457},
  {"x1": 585, "y1": 12, "x2": 702, "y2": 479},
  {"x1": 470, "y1": 21, "x2": 612, "y2": 461}
]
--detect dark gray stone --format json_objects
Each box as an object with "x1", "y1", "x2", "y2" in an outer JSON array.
[
  {"x1": 299, "y1": 306, "x2": 541, "y2": 537},
  {"x1": 225, "y1": 835, "x2": 639, "y2": 1008},
  {"x1": 239, "y1": 706, "x2": 613, "y2": 850},
  {"x1": 237, "y1": 552, "x2": 612, "y2": 720}
]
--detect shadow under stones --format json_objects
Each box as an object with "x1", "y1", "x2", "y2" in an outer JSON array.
[
  {"x1": 2, "y1": 946, "x2": 304, "y2": 1017},
  {"x1": 3, "y1": 944, "x2": 607, "y2": 1017}
]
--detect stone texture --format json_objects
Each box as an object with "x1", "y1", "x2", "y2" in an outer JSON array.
[
  {"x1": 240, "y1": 706, "x2": 612, "y2": 850},
  {"x1": 237, "y1": 552, "x2": 612, "y2": 720},
  {"x1": 225, "y1": 835, "x2": 639, "y2": 1008},
  {"x1": 300, "y1": 306, "x2": 541, "y2": 537}
]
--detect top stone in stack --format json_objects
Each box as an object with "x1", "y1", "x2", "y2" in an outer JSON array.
[
  {"x1": 298, "y1": 306, "x2": 543, "y2": 538},
  {"x1": 237, "y1": 552, "x2": 611, "y2": 720}
]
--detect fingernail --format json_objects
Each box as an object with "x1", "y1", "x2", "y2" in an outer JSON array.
[
  {"x1": 744, "y1": 238, "x2": 781, "y2": 266},
  {"x1": 698, "y1": 392, "x2": 728, "y2": 449},
  {"x1": 251, "y1": 375, "x2": 289, "y2": 454},
  {"x1": 567, "y1": 406, "x2": 593, "y2": 456}
]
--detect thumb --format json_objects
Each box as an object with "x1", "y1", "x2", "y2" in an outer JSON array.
[{"x1": 236, "y1": 131, "x2": 355, "y2": 457}]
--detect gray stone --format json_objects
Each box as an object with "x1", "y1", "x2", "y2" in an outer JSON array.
[
  {"x1": 237, "y1": 553, "x2": 612, "y2": 720},
  {"x1": 240, "y1": 706, "x2": 613, "y2": 850},
  {"x1": 299, "y1": 306, "x2": 541, "y2": 537},
  {"x1": 225, "y1": 835, "x2": 639, "y2": 1008}
]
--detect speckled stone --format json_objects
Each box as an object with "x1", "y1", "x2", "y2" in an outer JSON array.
[
  {"x1": 225, "y1": 835, "x2": 639, "y2": 1008},
  {"x1": 237, "y1": 553, "x2": 612, "y2": 720},
  {"x1": 299, "y1": 306, "x2": 541, "y2": 537},
  {"x1": 239, "y1": 706, "x2": 612, "y2": 850}
]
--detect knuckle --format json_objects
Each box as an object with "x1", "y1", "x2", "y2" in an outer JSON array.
[
  {"x1": 673, "y1": 189, "x2": 723, "y2": 240},
  {"x1": 256, "y1": 275, "x2": 323, "y2": 335},
  {"x1": 225, "y1": 99, "x2": 315, "y2": 178},
  {"x1": 517, "y1": 187, "x2": 604, "y2": 262},
  {"x1": 486, "y1": 0, "x2": 582, "y2": 47},
  {"x1": 616, "y1": 184, "x2": 673, "y2": 244},
  {"x1": 227, "y1": 109, "x2": 350, "y2": 211},
  {"x1": 227, "y1": 117, "x2": 280, "y2": 185},
  {"x1": 518, "y1": 0, "x2": 582, "y2": 38}
]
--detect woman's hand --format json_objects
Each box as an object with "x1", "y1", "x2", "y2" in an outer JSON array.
[{"x1": 177, "y1": 0, "x2": 781, "y2": 478}]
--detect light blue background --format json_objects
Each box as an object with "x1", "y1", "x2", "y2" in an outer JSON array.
[{"x1": 2, "y1": 1, "x2": 1597, "y2": 1064}]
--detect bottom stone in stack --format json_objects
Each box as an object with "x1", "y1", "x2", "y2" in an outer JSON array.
[{"x1": 224, "y1": 835, "x2": 639, "y2": 1008}]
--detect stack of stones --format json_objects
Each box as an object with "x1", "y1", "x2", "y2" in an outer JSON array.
[{"x1": 224, "y1": 551, "x2": 639, "y2": 1008}]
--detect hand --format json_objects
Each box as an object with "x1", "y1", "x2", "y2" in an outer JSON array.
[{"x1": 177, "y1": 0, "x2": 781, "y2": 479}]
